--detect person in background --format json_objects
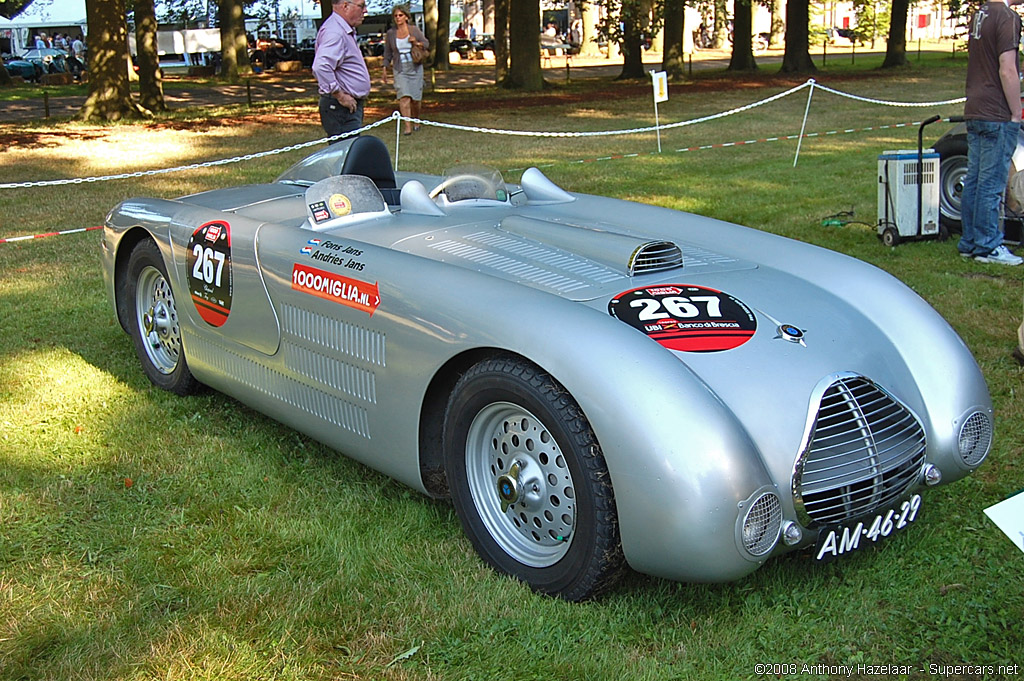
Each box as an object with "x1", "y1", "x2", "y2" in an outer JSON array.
[
  {"x1": 454, "y1": 22, "x2": 467, "y2": 40},
  {"x1": 382, "y1": 3, "x2": 428, "y2": 136},
  {"x1": 313, "y1": 0, "x2": 371, "y2": 141},
  {"x1": 958, "y1": 0, "x2": 1024, "y2": 265}
]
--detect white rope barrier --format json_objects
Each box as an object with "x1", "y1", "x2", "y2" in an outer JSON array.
[
  {"x1": 0, "y1": 78, "x2": 965, "y2": 193},
  {"x1": 813, "y1": 82, "x2": 965, "y2": 107}
]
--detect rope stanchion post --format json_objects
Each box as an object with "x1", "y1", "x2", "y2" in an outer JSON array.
[
  {"x1": 793, "y1": 79, "x2": 816, "y2": 167},
  {"x1": 247, "y1": 79, "x2": 252, "y2": 107},
  {"x1": 43, "y1": 89, "x2": 49, "y2": 118},
  {"x1": 394, "y1": 111, "x2": 402, "y2": 171}
]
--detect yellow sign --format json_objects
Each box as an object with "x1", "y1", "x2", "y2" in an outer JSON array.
[{"x1": 651, "y1": 71, "x2": 668, "y2": 104}]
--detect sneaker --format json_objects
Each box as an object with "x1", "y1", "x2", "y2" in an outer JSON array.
[
  {"x1": 959, "y1": 251, "x2": 974, "y2": 258},
  {"x1": 974, "y1": 245, "x2": 1024, "y2": 265}
]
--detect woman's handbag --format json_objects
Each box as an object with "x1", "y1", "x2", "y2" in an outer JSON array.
[{"x1": 410, "y1": 41, "x2": 428, "y2": 65}]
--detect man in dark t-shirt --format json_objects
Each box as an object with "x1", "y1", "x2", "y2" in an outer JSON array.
[{"x1": 960, "y1": 0, "x2": 1024, "y2": 265}]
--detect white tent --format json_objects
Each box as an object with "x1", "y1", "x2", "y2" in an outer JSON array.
[{"x1": 1, "y1": 0, "x2": 87, "y2": 54}]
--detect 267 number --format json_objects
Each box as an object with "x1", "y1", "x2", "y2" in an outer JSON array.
[
  {"x1": 191, "y1": 245, "x2": 226, "y2": 287},
  {"x1": 630, "y1": 295, "x2": 722, "y2": 321}
]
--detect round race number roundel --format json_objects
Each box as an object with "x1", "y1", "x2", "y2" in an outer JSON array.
[
  {"x1": 608, "y1": 285, "x2": 757, "y2": 352},
  {"x1": 186, "y1": 220, "x2": 233, "y2": 327}
]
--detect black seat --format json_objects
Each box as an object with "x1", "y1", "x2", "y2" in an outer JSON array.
[{"x1": 341, "y1": 136, "x2": 399, "y2": 204}]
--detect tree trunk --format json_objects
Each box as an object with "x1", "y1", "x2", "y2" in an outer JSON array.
[
  {"x1": 728, "y1": 0, "x2": 756, "y2": 71},
  {"x1": 494, "y1": 0, "x2": 509, "y2": 81},
  {"x1": 661, "y1": 0, "x2": 685, "y2": 80},
  {"x1": 80, "y1": 0, "x2": 147, "y2": 120},
  {"x1": 882, "y1": 0, "x2": 909, "y2": 67},
  {"x1": 220, "y1": 0, "x2": 239, "y2": 79},
  {"x1": 135, "y1": 0, "x2": 166, "y2": 111},
  {"x1": 579, "y1": 1, "x2": 602, "y2": 57},
  {"x1": 233, "y1": 12, "x2": 251, "y2": 74},
  {"x1": 423, "y1": 0, "x2": 438, "y2": 63},
  {"x1": 617, "y1": 0, "x2": 648, "y2": 79},
  {"x1": 0, "y1": 62, "x2": 12, "y2": 86},
  {"x1": 503, "y1": 0, "x2": 542, "y2": 89},
  {"x1": 434, "y1": 0, "x2": 451, "y2": 70},
  {"x1": 713, "y1": 0, "x2": 727, "y2": 48},
  {"x1": 780, "y1": 0, "x2": 817, "y2": 73}
]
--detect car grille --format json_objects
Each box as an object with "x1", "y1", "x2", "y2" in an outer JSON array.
[
  {"x1": 629, "y1": 241, "x2": 683, "y2": 275},
  {"x1": 795, "y1": 376, "x2": 926, "y2": 526}
]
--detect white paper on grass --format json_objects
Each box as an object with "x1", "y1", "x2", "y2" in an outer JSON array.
[{"x1": 984, "y1": 491, "x2": 1024, "y2": 554}]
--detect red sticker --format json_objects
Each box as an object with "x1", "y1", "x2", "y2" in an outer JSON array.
[
  {"x1": 187, "y1": 220, "x2": 233, "y2": 327},
  {"x1": 608, "y1": 284, "x2": 756, "y2": 352},
  {"x1": 292, "y1": 263, "x2": 380, "y2": 316}
]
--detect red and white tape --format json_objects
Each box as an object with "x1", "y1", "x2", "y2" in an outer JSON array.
[{"x1": 0, "y1": 225, "x2": 102, "y2": 244}]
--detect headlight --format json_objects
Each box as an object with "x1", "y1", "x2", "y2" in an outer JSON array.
[
  {"x1": 741, "y1": 491, "x2": 782, "y2": 557},
  {"x1": 958, "y1": 411, "x2": 992, "y2": 467}
]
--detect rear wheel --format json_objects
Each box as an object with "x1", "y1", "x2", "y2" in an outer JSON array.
[
  {"x1": 442, "y1": 356, "x2": 625, "y2": 600},
  {"x1": 882, "y1": 226, "x2": 900, "y2": 247},
  {"x1": 935, "y1": 136, "x2": 968, "y2": 234},
  {"x1": 125, "y1": 240, "x2": 200, "y2": 396}
]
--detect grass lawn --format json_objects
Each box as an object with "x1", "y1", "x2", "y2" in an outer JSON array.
[{"x1": 1, "y1": 57, "x2": 1022, "y2": 680}]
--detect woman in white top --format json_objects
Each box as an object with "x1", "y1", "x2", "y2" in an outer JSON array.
[{"x1": 382, "y1": 4, "x2": 429, "y2": 136}]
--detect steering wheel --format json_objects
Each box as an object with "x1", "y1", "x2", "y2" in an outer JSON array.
[{"x1": 428, "y1": 174, "x2": 498, "y2": 200}]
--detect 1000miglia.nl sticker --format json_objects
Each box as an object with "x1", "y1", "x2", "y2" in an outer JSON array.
[
  {"x1": 187, "y1": 220, "x2": 233, "y2": 327},
  {"x1": 608, "y1": 285, "x2": 756, "y2": 352}
]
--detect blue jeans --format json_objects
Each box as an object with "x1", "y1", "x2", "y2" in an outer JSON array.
[
  {"x1": 319, "y1": 94, "x2": 364, "y2": 143},
  {"x1": 959, "y1": 119, "x2": 1021, "y2": 255}
]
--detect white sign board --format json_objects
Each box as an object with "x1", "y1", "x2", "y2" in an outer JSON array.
[
  {"x1": 984, "y1": 491, "x2": 1024, "y2": 554},
  {"x1": 651, "y1": 70, "x2": 668, "y2": 104}
]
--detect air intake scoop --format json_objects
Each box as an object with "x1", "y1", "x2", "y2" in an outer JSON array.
[{"x1": 498, "y1": 215, "x2": 683, "y2": 276}]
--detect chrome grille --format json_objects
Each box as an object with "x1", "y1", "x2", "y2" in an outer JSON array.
[
  {"x1": 796, "y1": 376, "x2": 926, "y2": 526},
  {"x1": 629, "y1": 241, "x2": 683, "y2": 275}
]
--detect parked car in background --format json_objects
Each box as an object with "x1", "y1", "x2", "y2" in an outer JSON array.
[
  {"x1": 933, "y1": 121, "x2": 1024, "y2": 243},
  {"x1": 3, "y1": 53, "x2": 43, "y2": 81},
  {"x1": 357, "y1": 33, "x2": 385, "y2": 57},
  {"x1": 19, "y1": 47, "x2": 69, "y2": 73}
]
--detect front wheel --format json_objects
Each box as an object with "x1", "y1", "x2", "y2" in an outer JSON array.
[
  {"x1": 125, "y1": 239, "x2": 200, "y2": 396},
  {"x1": 442, "y1": 356, "x2": 625, "y2": 601}
]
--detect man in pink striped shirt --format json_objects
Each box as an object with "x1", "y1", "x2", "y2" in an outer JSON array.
[{"x1": 313, "y1": 0, "x2": 372, "y2": 141}]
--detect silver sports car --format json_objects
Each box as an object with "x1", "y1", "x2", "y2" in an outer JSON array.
[{"x1": 100, "y1": 136, "x2": 993, "y2": 600}]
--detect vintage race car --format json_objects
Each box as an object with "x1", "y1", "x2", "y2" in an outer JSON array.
[{"x1": 100, "y1": 136, "x2": 993, "y2": 600}]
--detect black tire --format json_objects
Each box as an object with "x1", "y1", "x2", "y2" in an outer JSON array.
[
  {"x1": 934, "y1": 136, "x2": 968, "y2": 234},
  {"x1": 124, "y1": 240, "x2": 200, "y2": 396},
  {"x1": 442, "y1": 356, "x2": 625, "y2": 601},
  {"x1": 882, "y1": 226, "x2": 900, "y2": 247}
]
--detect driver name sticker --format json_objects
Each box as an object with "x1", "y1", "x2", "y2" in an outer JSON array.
[
  {"x1": 187, "y1": 220, "x2": 233, "y2": 327},
  {"x1": 608, "y1": 285, "x2": 756, "y2": 352},
  {"x1": 292, "y1": 263, "x2": 380, "y2": 316}
]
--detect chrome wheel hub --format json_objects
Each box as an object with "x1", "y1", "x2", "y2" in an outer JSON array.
[
  {"x1": 136, "y1": 266, "x2": 181, "y2": 375},
  {"x1": 465, "y1": 402, "x2": 576, "y2": 568}
]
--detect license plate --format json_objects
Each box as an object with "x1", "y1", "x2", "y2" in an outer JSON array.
[{"x1": 814, "y1": 494, "x2": 922, "y2": 562}]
